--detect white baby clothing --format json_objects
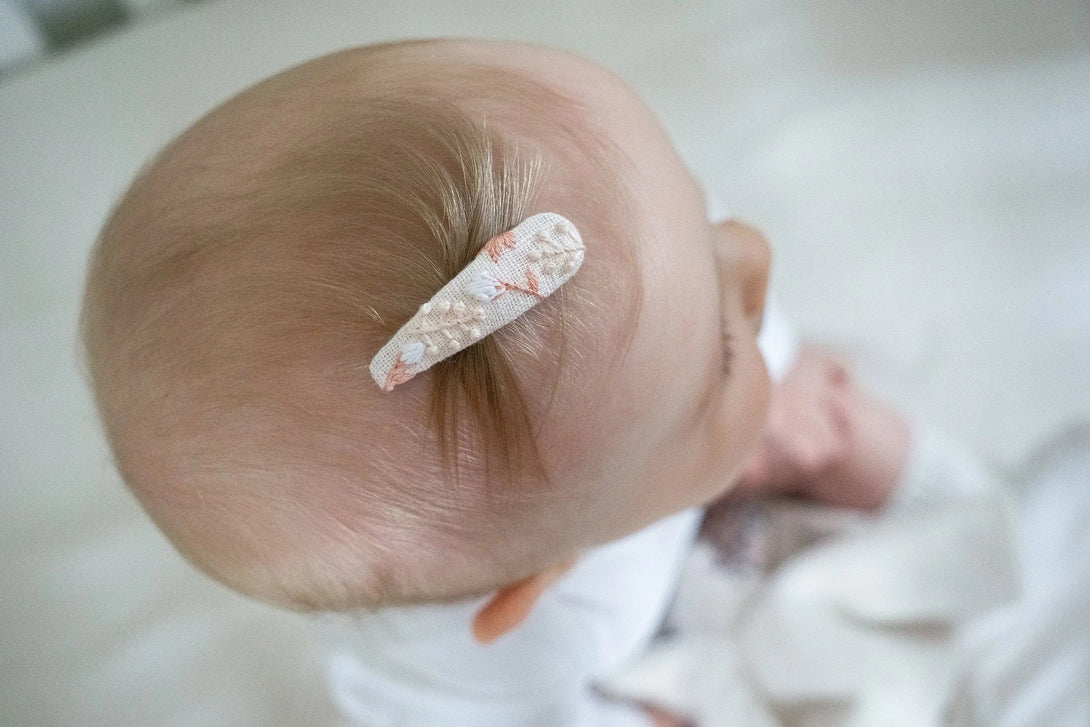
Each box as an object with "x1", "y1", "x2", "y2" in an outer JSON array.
[{"x1": 320, "y1": 506, "x2": 701, "y2": 727}]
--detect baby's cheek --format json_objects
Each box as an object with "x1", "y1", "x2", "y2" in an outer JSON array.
[{"x1": 716, "y1": 349, "x2": 771, "y2": 487}]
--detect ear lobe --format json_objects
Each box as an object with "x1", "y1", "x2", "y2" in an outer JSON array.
[
  {"x1": 715, "y1": 220, "x2": 771, "y2": 328},
  {"x1": 472, "y1": 557, "x2": 577, "y2": 645}
]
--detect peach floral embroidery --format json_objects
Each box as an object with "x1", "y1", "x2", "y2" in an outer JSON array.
[
  {"x1": 524, "y1": 268, "x2": 540, "y2": 295},
  {"x1": 484, "y1": 230, "x2": 517, "y2": 262},
  {"x1": 383, "y1": 341, "x2": 426, "y2": 390},
  {"x1": 383, "y1": 356, "x2": 414, "y2": 390}
]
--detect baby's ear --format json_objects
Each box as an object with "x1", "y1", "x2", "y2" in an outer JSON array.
[
  {"x1": 714, "y1": 220, "x2": 770, "y2": 327},
  {"x1": 471, "y1": 556, "x2": 577, "y2": 644}
]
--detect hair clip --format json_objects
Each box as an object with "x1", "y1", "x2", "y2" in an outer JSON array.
[{"x1": 369, "y1": 212, "x2": 585, "y2": 391}]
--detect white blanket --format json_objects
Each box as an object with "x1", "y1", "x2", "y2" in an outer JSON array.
[{"x1": 603, "y1": 426, "x2": 1090, "y2": 727}]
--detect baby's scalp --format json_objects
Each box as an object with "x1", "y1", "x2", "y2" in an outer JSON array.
[{"x1": 80, "y1": 40, "x2": 645, "y2": 611}]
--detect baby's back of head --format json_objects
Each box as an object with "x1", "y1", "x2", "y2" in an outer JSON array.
[{"x1": 81, "y1": 41, "x2": 642, "y2": 611}]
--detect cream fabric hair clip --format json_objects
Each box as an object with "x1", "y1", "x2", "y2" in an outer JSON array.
[{"x1": 369, "y1": 212, "x2": 585, "y2": 391}]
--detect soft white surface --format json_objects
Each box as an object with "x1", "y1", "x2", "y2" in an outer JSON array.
[
  {"x1": 0, "y1": 0, "x2": 44, "y2": 71},
  {"x1": 955, "y1": 425, "x2": 1090, "y2": 727},
  {"x1": 2, "y1": 0, "x2": 1088, "y2": 724}
]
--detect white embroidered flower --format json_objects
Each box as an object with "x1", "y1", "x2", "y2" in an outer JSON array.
[
  {"x1": 467, "y1": 273, "x2": 504, "y2": 302},
  {"x1": 400, "y1": 341, "x2": 426, "y2": 365}
]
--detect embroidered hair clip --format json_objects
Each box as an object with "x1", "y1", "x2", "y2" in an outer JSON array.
[{"x1": 369, "y1": 212, "x2": 585, "y2": 391}]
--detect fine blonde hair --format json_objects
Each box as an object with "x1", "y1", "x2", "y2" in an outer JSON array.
[{"x1": 80, "y1": 43, "x2": 640, "y2": 610}]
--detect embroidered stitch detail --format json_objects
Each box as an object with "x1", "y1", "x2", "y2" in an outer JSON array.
[
  {"x1": 383, "y1": 349, "x2": 417, "y2": 391},
  {"x1": 468, "y1": 269, "x2": 543, "y2": 302},
  {"x1": 523, "y1": 268, "x2": 540, "y2": 296},
  {"x1": 369, "y1": 213, "x2": 584, "y2": 391},
  {"x1": 405, "y1": 301, "x2": 485, "y2": 357},
  {"x1": 484, "y1": 230, "x2": 517, "y2": 262},
  {"x1": 467, "y1": 273, "x2": 505, "y2": 302}
]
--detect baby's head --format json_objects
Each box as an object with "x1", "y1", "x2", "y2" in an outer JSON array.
[{"x1": 81, "y1": 40, "x2": 770, "y2": 614}]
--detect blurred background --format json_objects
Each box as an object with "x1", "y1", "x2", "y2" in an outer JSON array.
[{"x1": 1, "y1": 0, "x2": 1088, "y2": 724}]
